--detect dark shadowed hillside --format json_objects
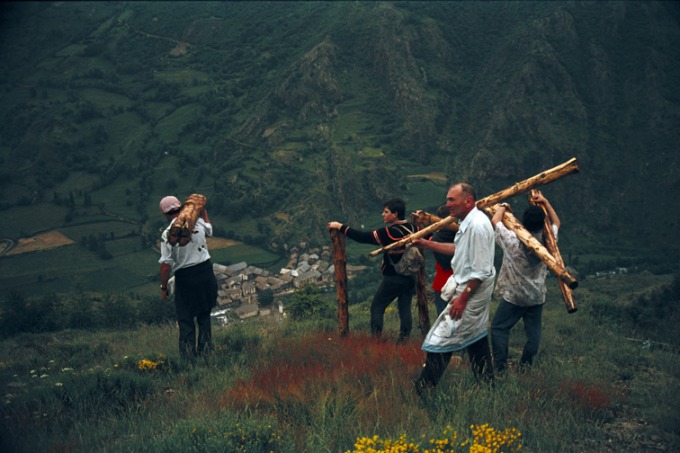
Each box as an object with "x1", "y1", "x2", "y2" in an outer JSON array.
[{"x1": 1, "y1": 1, "x2": 678, "y2": 295}]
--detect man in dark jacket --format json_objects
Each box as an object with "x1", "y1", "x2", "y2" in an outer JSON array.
[{"x1": 328, "y1": 198, "x2": 416, "y2": 343}]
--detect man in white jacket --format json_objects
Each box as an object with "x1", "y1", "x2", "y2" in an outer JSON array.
[{"x1": 414, "y1": 183, "x2": 496, "y2": 393}]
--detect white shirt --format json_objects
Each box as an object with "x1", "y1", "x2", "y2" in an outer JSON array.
[
  {"x1": 158, "y1": 218, "x2": 212, "y2": 273},
  {"x1": 494, "y1": 223, "x2": 559, "y2": 306},
  {"x1": 423, "y1": 207, "x2": 496, "y2": 352},
  {"x1": 451, "y1": 207, "x2": 496, "y2": 285}
]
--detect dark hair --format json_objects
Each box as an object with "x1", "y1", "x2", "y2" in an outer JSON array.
[
  {"x1": 384, "y1": 198, "x2": 406, "y2": 220},
  {"x1": 522, "y1": 206, "x2": 546, "y2": 233},
  {"x1": 436, "y1": 204, "x2": 449, "y2": 218}
]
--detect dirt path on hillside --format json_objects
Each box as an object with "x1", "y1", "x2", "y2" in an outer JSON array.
[{"x1": 4, "y1": 231, "x2": 75, "y2": 256}]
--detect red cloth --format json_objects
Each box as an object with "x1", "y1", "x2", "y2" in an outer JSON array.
[{"x1": 432, "y1": 261, "x2": 453, "y2": 292}]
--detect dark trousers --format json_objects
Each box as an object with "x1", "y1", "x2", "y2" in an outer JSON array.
[
  {"x1": 491, "y1": 300, "x2": 543, "y2": 373},
  {"x1": 370, "y1": 274, "x2": 415, "y2": 339},
  {"x1": 174, "y1": 260, "x2": 218, "y2": 361},
  {"x1": 416, "y1": 335, "x2": 494, "y2": 389},
  {"x1": 434, "y1": 291, "x2": 448, "y2": 315}
]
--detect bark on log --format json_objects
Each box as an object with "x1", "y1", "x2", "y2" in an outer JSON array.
[
  {"x1": 369, "y1": 158, "x2": 579, "y2": 256},
  {"x1": 330, "y1": 229, "x2": 349, "y2": 337},
  {"x1": 411, "y1": 213, "x2": 431, "y2": 335},
  {"x1": 168, "y1": 194, "x2": 207, "y2": 246},
  {"x1": 529, "y1": 190, "x2": 577, "y2": 313},
  {"x1": 412, "y1": 210, "x2": 459, "y2": 232},
  {"x1": 484, "y1": 204, "x2": 578, "y2": 289},
  {"x1": 475, "y1": 158, "x2": 580, "y2": 207},
  {"x1": 368, "y1": 215, "x2": 458, "y2": 257}
]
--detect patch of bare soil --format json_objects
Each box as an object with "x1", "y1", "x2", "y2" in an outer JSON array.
[
  {"x1": 206, "y1": 237, "x2": 239, "y2": 250},
  {"x1": 6, "y1": 231, "x2": 75, "y2": 256},
  {"x1": 406, "y1": 172, "x2": 447, "y2": 183}
]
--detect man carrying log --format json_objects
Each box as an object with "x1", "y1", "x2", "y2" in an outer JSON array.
[
  {"x1": 328, "y1": 198, "x2": 417, "y2": 344},
  {"x1": 490, "y1": 191, "x2": 560, "y2": 375},
  {"x1": 158, "y1": 195, "x2": 218, "y2": 363},
  {"x1": 413, "y1": 183, "x2": 496, "y2": 393}
]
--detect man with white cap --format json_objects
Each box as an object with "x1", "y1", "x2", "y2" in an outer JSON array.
[{"x1": 158, "y1": 195, "x2": 217, "y2": 363}]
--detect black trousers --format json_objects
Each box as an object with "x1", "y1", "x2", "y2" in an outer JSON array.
[
  {"x1": 174, "y1": 260, "x2": 218, "y2": 361},
  {"x1": 370, "y1": 274, "x2": 416, "y2": 339},
  {"x1": 417, "y1": 335, "x2": 495, "y2": 388}
]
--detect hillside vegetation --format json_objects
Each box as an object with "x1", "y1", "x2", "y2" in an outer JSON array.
[
  {"x1": 0, "y1": 273, "x2": 678, "y2": 452},
  {"x1": 1, "y1": 2, "x2": 679, "y2": 294}
]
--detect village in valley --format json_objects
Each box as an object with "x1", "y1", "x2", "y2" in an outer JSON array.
[{"x1": 202, "y1": 243, "x2": 367, "y2": 325}]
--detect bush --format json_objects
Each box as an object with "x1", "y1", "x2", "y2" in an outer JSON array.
[{"x1": 282, "y1": 285, "x2": 335, "y2": 321}]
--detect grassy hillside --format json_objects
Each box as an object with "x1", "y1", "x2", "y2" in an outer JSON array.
[{"x1": 0, "y1": 271, "x2": 678, "y2": 452}]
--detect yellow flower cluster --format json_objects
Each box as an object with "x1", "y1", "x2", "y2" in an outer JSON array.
[
  {"x1": 136, "y1": 354, "x2": 167, "y2": 372},
  {"x1": 469, "y1": 424, "x2": 522, "y2": 453},
  {"x1": 347, "y1": 424, "x2": 521, "y2": 453}
]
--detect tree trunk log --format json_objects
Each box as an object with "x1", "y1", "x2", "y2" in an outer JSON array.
[
  {"x1": 330, "y1": 229, "x2": 349, "y2": 337},
  {"x1": 529, "y1": 190, "x2": 577, "y2": 313},
  {"x1": 168, "y1": 194, "x2": 207, "y2": 246},
  {"x1": 484, "y1": 204, "x2": 578, "y2": 289},
  {"x1": 411, "y1": 213, "x2": 431, "y2": 335},
  {"x1": 369, "y1": 158, "x2": 579, "y2": 256},
  {"x1": 475, "y1": 157, "x2": 580, "y2": 207},
  {"x1": 412, "y1": 210, "x2": 459, "y2": 231}
]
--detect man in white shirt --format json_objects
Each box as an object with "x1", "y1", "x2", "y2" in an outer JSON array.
[
  {"x1": 414, "y1": 183, "x2": 496, "y2": 393},
  {"x1": 158, "y1": 195, "x2": 218, "y2": 362}
]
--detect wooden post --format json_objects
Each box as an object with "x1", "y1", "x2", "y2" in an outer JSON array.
[
  {"x1": 330, "y1": 229, "x2": 349, "y2": 336},
  {"x1": 411, "y1": 213, "x2": 431, "y2": 335},
  {"x1": 369, "y1": 158, "x2": 580, "y2": 256},
  {"x1": 529, "y1": 190, "x2": 577, "y2": 313},
  {"x1": 484, "y1": 204, "x2": 578, "y2": 289}
]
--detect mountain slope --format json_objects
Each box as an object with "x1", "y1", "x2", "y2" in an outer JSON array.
[{"x1": 1, "y1": 1, "x2": 678, "y2": 252}]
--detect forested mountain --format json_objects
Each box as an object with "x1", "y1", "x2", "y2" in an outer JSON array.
[{"x1": 1, "y1": 1, "x2": 678, "y2": 252}]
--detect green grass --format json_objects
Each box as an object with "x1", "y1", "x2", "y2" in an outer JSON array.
[{"x1": 0, "y1": 270, "x2": 677, "y2": 452}]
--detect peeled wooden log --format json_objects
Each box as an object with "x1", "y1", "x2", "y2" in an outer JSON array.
[
  {"x1": 168, "y1": 194, "x2": 207, "y2": 246},
  {"x1": 484, "y1": 204, "x2": 578, "y2": 289},
  {"x1": 330, "y1": 229, "x2": 349, "y2": 337},
  {"x1": 529, "y1": 190, "x2": 577, "y2": 313},
  {"x1": 412, "y1": 210, "x2": 459, "y2": 232},
  {"x1": 369, "y1": 158, "x2": 579, "y2": 256},
  {"x1": 475, "y1": 158, "x2": 579, "y2": 207},
  {"x1": 368, "y1": 215, "x2": 457, "y2": 257}
]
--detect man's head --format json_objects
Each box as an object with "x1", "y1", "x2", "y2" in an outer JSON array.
[
  {"x1": 382, "y1": 198, "x2": 406, "y2": 222},
  {"x1": 522, "y1": 206, "x2": 546, "y2": 233},
  {"x1": 159, "y1": 196, "x2": 182, "y2": 217},
  {"x1": 446, "y1": 183, "x2": 476, "y2": 220}
]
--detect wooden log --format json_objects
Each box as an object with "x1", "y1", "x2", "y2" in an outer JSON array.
[
  {"x1": 168, "y1": 194, "x2": 207, "y2": 246},
  {"x1": 369, "y1": 157, "x2": 579, "y2": 256},
  {"x1": 411, "y1": 213, "x2": 431, "y2": 335},
  {"x1": 529, "y1": 190, "x2": 577, "y2": 313},
  {"x1": 475, "y1": 157, "x2": 580, "y2": 207},
  {"x1": 368, "y1": 215, "x2": 457, "y2": 257},
  {"x1": 412, "y1": 210, "x2": 459, "y2": 232},
  {"x1": 330, "y1": 229, "x2": 349, "y2": 337},
  {"x1": 484, "y1": 204, "x2": 578, "y2": 289}
]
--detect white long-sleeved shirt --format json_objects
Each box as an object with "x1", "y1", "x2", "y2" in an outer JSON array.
[
  {"x1": 158, "y1": 218, "x2": 212, "y2": 273},
  {"x1": 451, "y1": 207, "x2": 496, "y2": 285}
]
